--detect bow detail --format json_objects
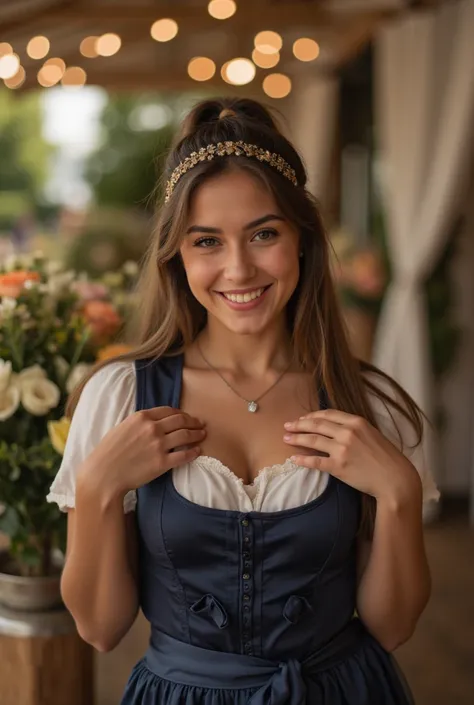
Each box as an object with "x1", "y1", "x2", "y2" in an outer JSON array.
[
  {"x1": 282, "y1": 595, "x2": 314, "y2": 625},
  {"x1": 190, "y1": 593, "x2": 229, "y2": 629},
  {"x1": 248, "y1": 659, "x2": 306, "y2": 705}
]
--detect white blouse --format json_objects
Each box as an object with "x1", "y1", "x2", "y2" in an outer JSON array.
[{"x1": 46, "y1": 362, "x2": 440, "y2": 514}]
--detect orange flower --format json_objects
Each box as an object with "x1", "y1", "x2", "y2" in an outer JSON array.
[
  {"x1": 82, "y1": 300, "x2": 122, "y2": 344},
  {"x1": 0, "y1": 271, "x2": 41, "y2": 298},
  {"x1": 97, "y1": 343, "x2": 133, "y2": 361}
]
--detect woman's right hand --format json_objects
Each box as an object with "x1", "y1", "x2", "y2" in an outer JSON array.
[{"x1": 78, "y1": 407, "x2": 206, "y2": 498}]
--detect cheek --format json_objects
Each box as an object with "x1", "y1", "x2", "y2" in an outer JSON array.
[{"x1": 181, "y1": 253, "x2": 218, "y2": 296}]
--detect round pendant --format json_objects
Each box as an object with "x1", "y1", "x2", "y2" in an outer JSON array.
[{"x1": 248, "y1": 401, "x2": 258, "y2": 413}]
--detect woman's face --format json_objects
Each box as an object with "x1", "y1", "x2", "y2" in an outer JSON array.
[{"x1": 179, "y1": 169, "x2": 300, "y2": 337}]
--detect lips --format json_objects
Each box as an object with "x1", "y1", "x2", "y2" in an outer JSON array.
[{"x1": 216, "y1": 284, "x2": 272, "y2": 310}]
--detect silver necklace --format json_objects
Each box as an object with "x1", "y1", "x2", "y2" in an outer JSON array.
[{"x1": 197, "y1": 341, "x2": 293, "y2": 413}]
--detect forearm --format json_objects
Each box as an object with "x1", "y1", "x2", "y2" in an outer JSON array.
[
  {"x1": 356, "y1": 480, "x2": 431, "y2": 652},
  {"x1": 61, "y1": 465, "x2": 139, "y2": 651}
]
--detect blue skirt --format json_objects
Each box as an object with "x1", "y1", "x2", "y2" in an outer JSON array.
[{"x1": 121, "y1": 621, "x2": 414, "y2": 705}]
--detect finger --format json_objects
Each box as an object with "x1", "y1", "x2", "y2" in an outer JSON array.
[
  {"x1": 140, "y1": 406, "x2": 181, "y2": 421},
  {"x1": 290, "y1": 454, "x2": 333, "y2": 472},
  {"x1": 284, "y1": 418, "x2": 343, "y2": 439},
  {"x1": 283, "y1": 432, "x2": 336, "y2": 455},
  {"x1": 167, "y1": 445, "x2": 202, "y2": 468},
  {"x1": 163, "y1": 427, "x2": 206, "y2": 451},
  {"x1": 158, "y1": 413, "x2": 205, "y2": 434},
  {"x1": 299, "y1": 409, "x2": 365, "y2": 429}
]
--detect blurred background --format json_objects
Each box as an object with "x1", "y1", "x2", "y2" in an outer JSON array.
[{"x1": 0, "y1": 1, "x2": 473, "y2": 704}]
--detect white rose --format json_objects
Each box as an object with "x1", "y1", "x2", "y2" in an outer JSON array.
[
  {"x1": 17, "y1": 365, "x2": 47, "y2": 384},
  {"x1": 0, "y1": 360, "x2": 13, "y2": 393},
  {"x1": 0, "y1": 297, "x2": 17, "y2": 318},
  {"x1": 0, "y1": 384, "x2": 20, "y2": 421},
  {"x1": 53, "y1": 356, "x2": 70, "y2": 382},
  {"x1": 66, "y1": 363, "x2": 93, "y2": 394},
  {"x1": 21, "y1": 378, "x2": 61, "y2": 416}
]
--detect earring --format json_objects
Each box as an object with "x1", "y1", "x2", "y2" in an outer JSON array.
[{"x1": 299, "y1": 251, "x2": 303, "y2": 258}]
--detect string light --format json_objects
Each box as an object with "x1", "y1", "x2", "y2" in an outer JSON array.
[
  {"x1": 150, "y1": 19, "x2": 178, "y2": 42},
  {"x1": 26, "y1": 36, "x2": 50, "y2": 60},
  {"x1": 254, "y1": 31, "x2": 282, "y2": 55},
  {"x1": 262, "y1": 73, "x2": 291, "y2": 99},
  {"x1": 80, "y1": 37, "x2": 99, "y2": 58},
  {"x1": 0, "y1": 43, "x2": 13, "y2": 57},
  {"x1": 208, "y1": 0, "x2": 237, "y2": 20},
  {"x1": 0, "y1": 53, "x2": 21, "y2": 80},
  {"x1": 252, "y1": 48, "x2": 280, "y2": 69},
  {"x1": 61, "y1": 67, "x2": 87, "y2": 87},
  {"x1": 293, "y1": 38, "x2": 319, "y2": 62},
  {"x1": 188, "y1": 57, "x2": 216, "y2": 82},
  {"x1": 4, "y1": 65, "x2": 25, "y2": 89},
  {"x1": 225, "y1": 58, "x2": 256, "y2": 86},
  {"x1": 96, "y1": 33, "x2": 121, "y2": 57}
]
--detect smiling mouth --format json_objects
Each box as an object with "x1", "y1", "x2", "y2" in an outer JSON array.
[{"x1": 218, "y1": 285, "x2": 272, "y2": 304}]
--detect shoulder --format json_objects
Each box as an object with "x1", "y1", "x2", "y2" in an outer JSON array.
[
  {"x1": 362, "y1": 369, "x2": 440, "y2": 504},
  {"x1": 362, "y1": 369, "x2": 419, "y2": 452}
]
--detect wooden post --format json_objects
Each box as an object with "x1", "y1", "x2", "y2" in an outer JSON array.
[{"x1": 0, "y1": 606, "x2": 94, "y2": 705}]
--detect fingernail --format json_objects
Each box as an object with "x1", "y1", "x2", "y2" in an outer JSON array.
[
  {"x1": 283, "y1": 434, "x2": 292, "y2": 441},
  {"x1": 284, "y1": 422, "x2": 293, "y2": 429}
]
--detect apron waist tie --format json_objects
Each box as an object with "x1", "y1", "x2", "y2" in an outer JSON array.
[{"x1": 144, "y1": 619, "x2": 365, "y2": 705}]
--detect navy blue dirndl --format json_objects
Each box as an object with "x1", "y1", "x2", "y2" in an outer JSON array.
[{"x1": 120, "y1": 354, "x2": 414, "y2": 704}]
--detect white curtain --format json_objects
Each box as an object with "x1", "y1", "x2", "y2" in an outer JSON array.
[
  {"x1": 373, "y1": 0, "x2": 474, "y2": 478},
  {"x1": 289, "y1": 74, "x2": 339, "y2": 204}
]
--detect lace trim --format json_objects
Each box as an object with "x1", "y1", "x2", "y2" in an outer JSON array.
[{"x1": 194, "y1": 456, "x2": 305, "y2": 509}]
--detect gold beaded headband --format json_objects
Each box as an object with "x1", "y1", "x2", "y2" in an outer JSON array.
[{"x1": 164, "y1": 140, "x2": 298, "y2": 203}]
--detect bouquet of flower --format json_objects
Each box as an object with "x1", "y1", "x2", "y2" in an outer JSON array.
[
  {"x1": 0, "y1": 252, "x2": 137, "y2": 576},
  {"x1": 330, "y1": 227, "x2": 387, "y2": 315}
]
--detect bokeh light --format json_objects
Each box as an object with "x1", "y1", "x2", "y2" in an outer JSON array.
[
  {"x1": 262, "y1": 73, "x2": 292, "y2": 99},
  {"x1": 26, "y1": 36, "x2": 50, "y2": 60},
  {"x1": 188, "y1": 57, "x2": 216, "y2": 81},
  {"x1": 208, "y1": 0, "x2": 237, "y2": 20},
  {"x1": 293, "y1": 38, "x2": 320, "y2": 62},
  {"x1": 150, "y1": 19, "x2": 178, "y2": 42}
]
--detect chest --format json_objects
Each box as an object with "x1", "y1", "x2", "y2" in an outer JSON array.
[{"x1": 180, "y1": 368, "x2": 319, "y2": 485}]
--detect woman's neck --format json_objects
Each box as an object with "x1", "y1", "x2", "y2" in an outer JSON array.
[{"x1": 195, "y1": 321, "x2": 295, "y2": 378}]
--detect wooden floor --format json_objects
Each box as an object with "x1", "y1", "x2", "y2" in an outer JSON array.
[{"x1": 396, "y1": 512, "x2": 474, "y2": 705}]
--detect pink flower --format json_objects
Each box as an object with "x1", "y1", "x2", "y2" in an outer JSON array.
[{"x1": 72, "y1": 281, "x2": 109, "y2": 302}]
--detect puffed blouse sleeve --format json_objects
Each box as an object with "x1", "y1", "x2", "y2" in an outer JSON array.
[
  {"x1": 364, "y1": 372, "x2": 441, "y2": 506},
  {"x1": 46, "y1": 361, "x2": 137, "y2": 514}
]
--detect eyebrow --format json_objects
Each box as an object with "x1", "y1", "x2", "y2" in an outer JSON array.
[{"x1": 185, "y1": 213, "x2": 286, "y2": 235}]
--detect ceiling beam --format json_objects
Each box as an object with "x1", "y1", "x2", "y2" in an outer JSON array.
[
  {"x1": 330, "y1": 10, "x2": 386, "y2": 65},
  {"x1": 18, "y1": 68, "x2": 265, "y2": 94},
  {"x1": 1, "y1": 2, "x2": 337, "y2": 40}
]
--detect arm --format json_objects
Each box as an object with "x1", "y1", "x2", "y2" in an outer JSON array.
[
  {"x1": 60, "y1": 465, "x2": 139, "y2": 653},
  {"x1": 355, "y1": 479, "x2": 431, "y2": 652}
]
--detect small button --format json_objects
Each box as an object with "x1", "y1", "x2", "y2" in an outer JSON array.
[
  {"x1": 243, "y1": 594, "x2": 250, "y2": 602},
  {"x1": 243, "y1": 573, "x2": 250, "y2": 580},
  {"x1": 243, "y1": 552, "x2": 250, "y2": 559},
  {"x1": 243, "y1": 537, "x2": 250, "y2": 543},
  {"x1": 243, "y1": 605, "x2": 250, "y2": 612},
  {"x1": 241, "y1": 519, "x2": 249, "y2": 527},
  {"x1": 245, "y1": 641, "x2": 252, "y2": 649}
]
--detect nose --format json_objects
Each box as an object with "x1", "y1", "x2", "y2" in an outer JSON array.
[{"x1": 224, "y1": 244, "x2": 257, "y2": 283}]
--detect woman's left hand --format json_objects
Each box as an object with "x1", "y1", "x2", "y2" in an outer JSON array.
[{"x1": 283, "y1": 410, "x2": 421, "y2": 502}]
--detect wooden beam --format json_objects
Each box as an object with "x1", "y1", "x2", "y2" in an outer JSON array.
[
  {"x1": 0, "y1": 0, "x2": 76, "y2": 35},
  {"x1": 330, "y1": 11, "x2": 387, "y2": 65},
  {"x1": 18, "y1": 68, "x2": 266, "y2": 94},
  {"x1": 2, "y1": 1, "x2": 335, "y2": 39}
]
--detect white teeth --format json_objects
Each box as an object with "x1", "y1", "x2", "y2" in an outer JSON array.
[{"x1": 222, "y1": 287, "x2": 265, "y2": 303}]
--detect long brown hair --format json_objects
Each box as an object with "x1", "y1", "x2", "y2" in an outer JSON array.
[{"x1": 68, "y1": 97, "x2": 423, "y2": 537}]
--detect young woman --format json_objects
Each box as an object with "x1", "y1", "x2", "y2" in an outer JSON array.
[{"x1": 47, "y1": 97, "x2": 439, "y2": 705}]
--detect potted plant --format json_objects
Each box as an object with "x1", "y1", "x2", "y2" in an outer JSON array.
[{"x1": 0, "y1": 251, "x2": 137, "y2": 611}]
